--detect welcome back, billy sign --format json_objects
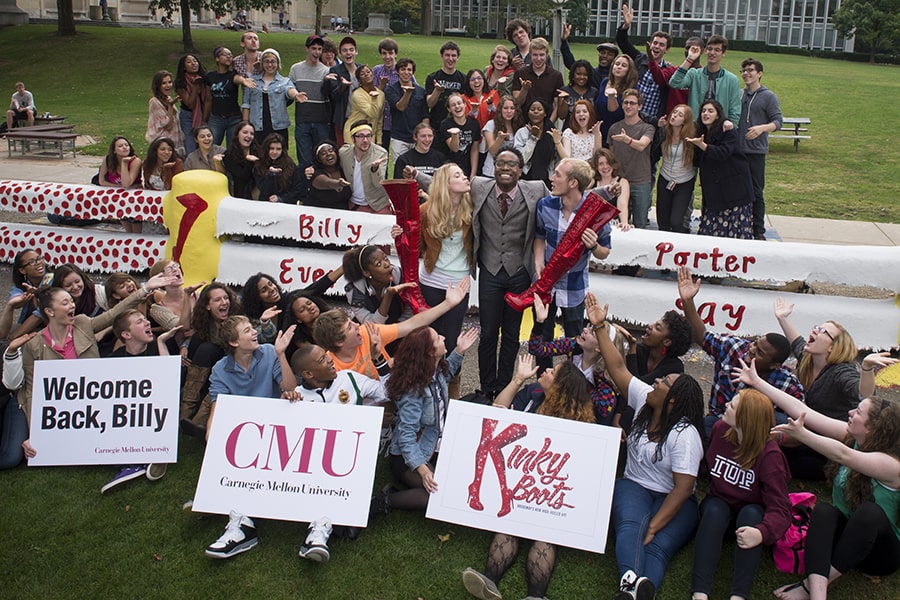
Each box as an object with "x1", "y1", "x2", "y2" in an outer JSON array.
[
  {"x1": 28, "y1": 356, "x2": 181, "y2": 466},
  {"x1": 427, "y1": 400, "x2": 621, "y2": 553},
  {"x1": 192, "y1": 396, "x2": 383, "y2": 526}
]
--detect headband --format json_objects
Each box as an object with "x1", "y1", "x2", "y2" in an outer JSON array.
[
  {"x1": 315, "y1": 143, "x2": 334, "y2": 156},
  {"x1": 349, "y1": 123, "x2": 373, "y2": 137},
  {"x1": 357, "y1": 245, "x2": 372, "y2": 273}
]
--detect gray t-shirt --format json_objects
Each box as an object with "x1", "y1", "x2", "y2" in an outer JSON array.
[
  {"x1": 608, "y1": 118, "x2": 655, "y2": 185},
  {"x1": 288, "y1": 61, "x2": 331, "y2": 123}
]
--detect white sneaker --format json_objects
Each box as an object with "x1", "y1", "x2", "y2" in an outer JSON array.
[
  {"x1": 614, "y1": 569, "x2": 638, "y2": 600},
  {"x1": 299, "y1": 516, "x2": 332, "y2": 563},
  {"x1": 205, "y1": 511, "x2": 258, "y2": 558}
]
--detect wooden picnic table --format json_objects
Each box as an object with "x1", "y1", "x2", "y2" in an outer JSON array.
[
  {"x1": 6, "y1": 127, "x2": 78, "y2": 159},
  {"x1": 771, "y1": 117, "x2": 811, "y2": 152}
]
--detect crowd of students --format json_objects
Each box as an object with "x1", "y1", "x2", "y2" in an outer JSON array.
[{"x1": 1, "y1": 7, "x2": 899, "y2": 600}]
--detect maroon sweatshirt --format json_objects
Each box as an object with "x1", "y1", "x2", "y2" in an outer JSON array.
[{"x1": 706, "y1": 419, "x2": 792, "y2": 545}]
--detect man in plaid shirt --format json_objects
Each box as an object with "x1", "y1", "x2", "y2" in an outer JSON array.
[
  {"x1": 677, "y1": 267, "x2": 804, "y2": 436},
  {"x1": 533, "y1": 158, "x2": 612, "y2": 371}
]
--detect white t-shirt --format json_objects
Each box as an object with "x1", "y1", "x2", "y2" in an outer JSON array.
[
  {"x1": 623, "y1": 377, "x2": 703, "y2": 494},
  {"x1": 294, "y1": 370, "x2": 387, "y2": 406}
]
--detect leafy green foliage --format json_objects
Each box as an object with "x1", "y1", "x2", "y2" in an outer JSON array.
[{"x1": 833, "y1": 0, "x2": 900, "y2": 62}]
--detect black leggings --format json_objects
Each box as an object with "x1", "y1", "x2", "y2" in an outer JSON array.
[
  {"x1": 805, "y1": 502, "x2": 900, "y2": 578},
  {"x1": 656, "y1": 175, "x2": 696, "y2": 233},
  {"x1": 692, "y1": 496, "x2": 765, "y2": 599}
]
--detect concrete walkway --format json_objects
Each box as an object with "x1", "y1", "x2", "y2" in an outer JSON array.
[{"x1": 0, "y1": 152, "x2": 896, "y2": 247}]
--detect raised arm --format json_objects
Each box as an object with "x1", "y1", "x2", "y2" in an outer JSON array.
[
  {"x1": 493, "y1": 354, "x2": 539, "y2": 409},
  {"x1": 676, "y1": 267, "x2": 706, "y2": 345},
  {"x1": 396, "y1": 277, "x2": 471, "y2": 338},
  {"x1": 773, "y1": 412, "x2": 900, "y2": 488},
  {"x1": 584, "y1": 292, "x2": 633, "y2": 394},
  {"x1": 772, "y1": 297, "x2": 801, "y2": 345},
  {"x1": 732, "y1": 357, "x2": 847, "y2": 440}
]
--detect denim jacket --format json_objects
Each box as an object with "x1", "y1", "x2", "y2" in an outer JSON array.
[
  {"x1": 242, "y1": 73, "x2": 294, "y2": 132},
  {"x1": 389, "y1": 351, "x2": 464, "y2": 470}
]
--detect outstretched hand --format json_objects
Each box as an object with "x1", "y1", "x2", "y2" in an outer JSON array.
[
  {"x1": 584, "y1": 292, "x2": 608, "y2": 326},
  {"x1": 455, "y1": 327, "x2": 480, "y2": 354},
  {"x1": 771, "y1": 412, "x2": 808, "y2": 445},
  {"x1": 513, "y1": 353, "x2": 539, "y2": 385},
  {"x1": 773, "y1": 297, "x2": 794, "y2": 320},
  {"x1": 677, "y1": 266, "x2": 701, "y2": 301},
  {"x1": 731, "y1": 357, "x2": 761, "y2": 388},
  {"x1": 533, "y1": 294, "x2": 549, "y2": 323},
  {"x1": 445, "y1": 276, "x2": 471, "y2": 305},
  {"x1": 274, "y1": 325, "x2": 296, "y2": 355}
]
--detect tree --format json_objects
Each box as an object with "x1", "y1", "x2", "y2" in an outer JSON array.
[
  {"x1": 564, "y1": 0, "x2": 589, "y2": 34},
  {"x1": 314, "y1": 0, "x2": 328, "y2": 35},
  {"x1": 57, "y1": 0, "x2": 75, "y2": 36},
  {"x1": 149, "y1": 0, "x2": 287, "y2": 53},
  {"x1": 833, "y1": 0, "x2": 900, "y2": 63}
]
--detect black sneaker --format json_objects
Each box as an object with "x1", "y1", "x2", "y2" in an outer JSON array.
[
  {"x1": 369, "y1": 485, "x2": 395, "y2": 516},
  {"x1": 205, "y1": 511, "x2": 258, "y2": 558},
  {"x1": 634, "y1": 576, "x2": 656, "y2": 600}
]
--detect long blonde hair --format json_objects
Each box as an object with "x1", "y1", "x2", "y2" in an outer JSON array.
[
  {"x1": 664, "y1": 104, "x2": 696, "y2": 166},
  {"x1": 797, "y1": 320, "x2": 857, "y2": 389},
  {"x1": 422, "y1": 163, "x2": 473, "y2": 240},
  {"x1": 608, "y1": 55, "x2": 639, "y2": 97}
]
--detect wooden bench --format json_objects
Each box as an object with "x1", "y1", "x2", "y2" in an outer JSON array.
[
  {"x1": 6, "y1": 128, "x2": 78, "y2": 159},
  {"x1": 770, "y1": 117, "x2": 811, "y2": 152}
]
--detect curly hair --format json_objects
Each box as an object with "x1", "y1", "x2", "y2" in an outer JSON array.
[
  {"x1": 631, "y1": 373, "x2": 706, "y2": 462},
  {"x1": 190, "y1": 282, "x2": 242, "y2": 345},
  {"x1": 826, "y1": 398, "x2": 900, "y2": 525},
  {"x1": 568, "y1": 59, "x2": 594, "y2": 88},
  {"x1": 796, "y1": 320, "x2": 857, "y2": 389},
  {"x1": 662, "y1": 310, "x2": 693, "y2": 358},
  {"x1": 537, "y1": 362, "x2": 595, "y2": 423},
  {"x1": 386, "y1": 327, "x2": 448, "y2": 400},
  {"x1": 240, "y1": 273, "x2": 283, "y2": 320}
]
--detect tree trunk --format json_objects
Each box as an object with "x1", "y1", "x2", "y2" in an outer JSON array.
[
  {"x1": 180, "y1": 0, "x2": 194, "y2": 53},
  {"x1": 419, "y1": 0, "x2": 431, "y2": 36},
  {"x1": 56, "y1": 0, "x2": 76, "y2": 36},
  {"x1": 315, "y1": 1, "x2": 323, "y2": 35}
]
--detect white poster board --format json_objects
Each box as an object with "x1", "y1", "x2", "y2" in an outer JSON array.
[
  {"x1": 427, "y1": 400, "x2": 621, "y2": 553},
  {"x1": 28, "y1": 356, "x2": 181, "y2": 466},
  {"x1": 192, "y1": 396, "x2": 383, "y2": 526}
]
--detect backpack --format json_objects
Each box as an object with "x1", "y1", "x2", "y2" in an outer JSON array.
[{"x1": 773, "y1": 491, "x2": 816, "y2": 574}]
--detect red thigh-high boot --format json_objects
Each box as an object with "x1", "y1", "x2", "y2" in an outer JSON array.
[
  {"x1": 505, "y1": 191, "x2": 619, "y2": 312},
  {"x1": 383, "y1": 179, "x2": 431, "y2": 314}
]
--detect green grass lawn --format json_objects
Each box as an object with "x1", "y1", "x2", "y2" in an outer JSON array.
[
  {"x1": 1, "y1": 25, "x2": 899, "y2": 599},
  {"x1": 0, "y1": 26, "x2": 897, "y2": 223}
]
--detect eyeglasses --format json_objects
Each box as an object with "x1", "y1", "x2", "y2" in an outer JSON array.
[
  {"x1": 813, "y1": 325, "x2": 835, "y2": 341},
  {"x1": 622, "y1": 100, "x2": 639, "y2": 106},
  {"x1": 353, "y1": 133, "x2": 373, "y2": 139},
  {"x1": 22, "y1": 257, "x2": 44, "y2": 267},
  {"x1": 494, "y1": 160, "x2": 521, "y2": 168}
]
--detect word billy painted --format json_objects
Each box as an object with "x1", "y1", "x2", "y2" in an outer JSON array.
[
  {"x1": 467, "y1": 418, "x2": 574, "y2": 518},
  {"x1": 298, "y1": 214, "x2": 363, "y2": 244}
]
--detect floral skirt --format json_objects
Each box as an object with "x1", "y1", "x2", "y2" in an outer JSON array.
[{"x1": 699, "y1": 203, "x2": 753, "y2": 239}]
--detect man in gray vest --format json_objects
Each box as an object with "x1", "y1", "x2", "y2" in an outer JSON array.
[{"x1": 472, "y1": 148, "x2": 548, "y2": 398}]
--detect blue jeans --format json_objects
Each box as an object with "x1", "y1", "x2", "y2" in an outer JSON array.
[
  {"x1": 208, "y1": 114, "x2": 241, "y2": 147},
  {"x1": 0, "y1": 392, "x2": 27, "y2": 470},
  {"x1": 692, "y1": 496, "x2": 764, "y2": 598},
  {"x1": 629, "y1": 182, "x2": 653, "y2": 229},
  {"x1": 477, "y1": 267, "x2": 530, "y2": 395},
  {"x1": 295, "y1": 121, "x2": 332, "y2": 198},
  {"x1": 179, "y1": 109, "x2": 198, "y2": 155},
  {"x1": 612, "y1": 477, "x2": 699, "y2": 589}
]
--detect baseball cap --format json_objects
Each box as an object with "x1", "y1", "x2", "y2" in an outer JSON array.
[{"x1": 306, "y1": 35, "x2": 324, "y2": 47}]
